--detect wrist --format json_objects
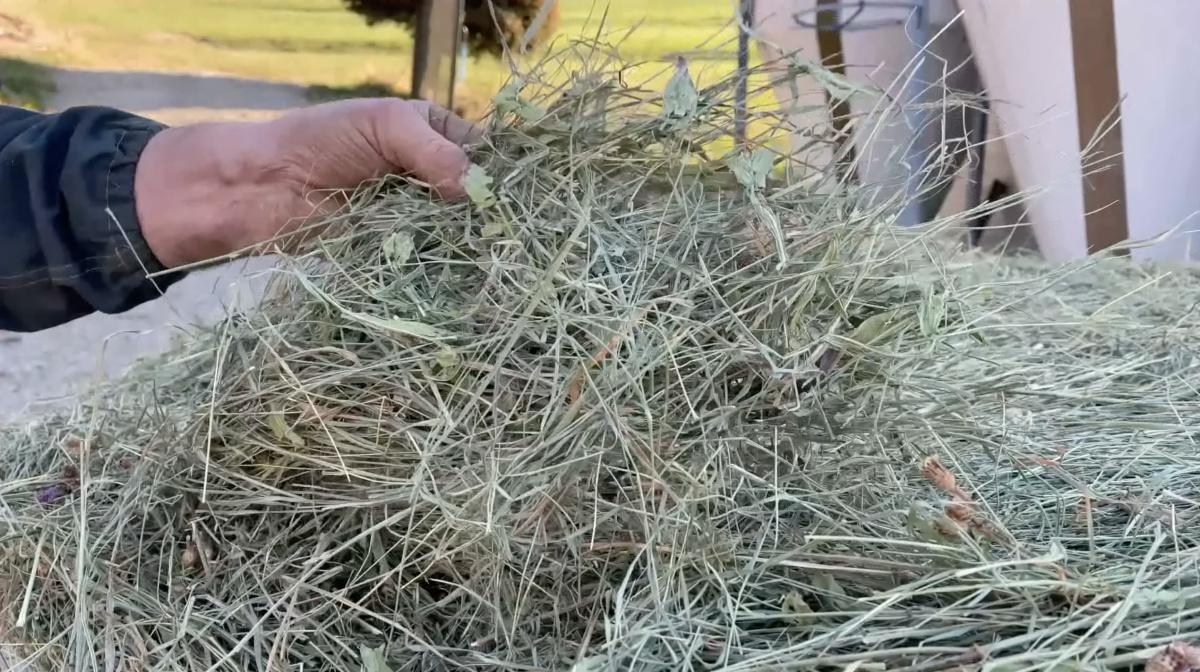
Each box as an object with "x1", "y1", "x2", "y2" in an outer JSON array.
[{"x1": 134, "y1": 120, "x2": 289, "y2": 268}]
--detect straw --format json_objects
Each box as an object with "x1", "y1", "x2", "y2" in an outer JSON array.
[{"x1": 4, "y1": 39, "x2": 1200, "y2": 672}]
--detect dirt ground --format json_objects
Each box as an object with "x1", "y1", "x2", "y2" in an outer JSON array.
[{"x1": 0, "y1": 68, "x2": 307, "y2": 422}]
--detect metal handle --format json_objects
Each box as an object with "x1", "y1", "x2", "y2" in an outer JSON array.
[{"x1": 792, "y1": 1, "x2": 923, "y2": 32}]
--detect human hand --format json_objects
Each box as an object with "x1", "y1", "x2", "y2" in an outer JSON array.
[{"x1": 134, "y1": 98, "x2": 479, "y2": 269}]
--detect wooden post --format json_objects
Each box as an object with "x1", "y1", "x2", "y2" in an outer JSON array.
[
  {"x1": 1069, "y1": 0, "x2": 1129, "y2": 254},
  {"x1": 814, "y1": 0, "x2": 856, "y2": 180},
  {"x1": 412, "y1": 0, "x2": 463, "y2": 109}
]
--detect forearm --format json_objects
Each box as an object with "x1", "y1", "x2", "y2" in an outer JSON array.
[{"x1": 0, "y1": 105, "x2": 183, "y2": 332}]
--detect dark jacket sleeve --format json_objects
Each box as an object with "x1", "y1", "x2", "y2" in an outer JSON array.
[{"x1": 0, "y1": 105, "x2": 186, "y2": 332}]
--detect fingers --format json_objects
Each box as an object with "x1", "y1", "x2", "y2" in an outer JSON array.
[
  {"x1": 373, "y1": 100, "x2": 482, "y2": 201},
  {"x1": 424, "y1": 102, "x2": 485, "y2": 148}
]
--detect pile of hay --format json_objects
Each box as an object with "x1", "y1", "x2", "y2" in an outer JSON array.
[{"x1": 5, "y1": 46, "x2": 1200, "y2": 672}]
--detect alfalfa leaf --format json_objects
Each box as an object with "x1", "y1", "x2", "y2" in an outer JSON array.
[
  {"x1": 464, "y1": 164, "x2": 498, "y2": 209},
  {"x1": 729, "y1": 148, "x2": 775, "y2": 191},
  {"x1": 662, "y1": 56, "x2": 698, "y2": 128},
  {"x1": 907, "y1": 502, "x2": 950, "y2": 544},
  {"x1": 481, "y1": 218, "x2": 506, "y2": 238},
  {"x1": 360, "y1": 645, "x2": 392, "y2": 672},
  {"x1": 495, "y1": 81, "x2": 546, "y2": 123},
  {"x1": 570, "y1": 655, "x2": 609, "y2": 672},
  {"x1": 782, "y1": 591, "x2": 815, "y2": 619},
  {"x1": 811, "y1": 572, "x2": 855, "y2": 611},
  {"x1": 919, "y1": 288, "x2": 947, "y2": 337},
  {"x1": 382, "y1": 231, "x2": 414, "y2": 270},
  {"x1": 430, "y1": 347, "x2": 462, "y2": 381},
  {"x1": 268, "y1": 408, "x2": 305, "y2": 449},
  {"x1": 494, "y1": 81, "x2": 521, "y2": 113},
  {"x1": 846, "y1": 310, "x2": 902, "y2": 348}
]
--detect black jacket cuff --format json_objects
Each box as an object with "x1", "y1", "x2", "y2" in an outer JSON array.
[{"x1": 0, "y1": 105, "x2": 187, "y2": 332}]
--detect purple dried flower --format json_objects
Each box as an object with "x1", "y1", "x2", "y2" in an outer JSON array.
[{"x1": 37, "y1": 484, "x2": 67, "y2": 507}]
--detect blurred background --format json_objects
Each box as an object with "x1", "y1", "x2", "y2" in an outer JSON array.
[{"x1": 0, "y1": 0, "x2": 746, "y2": 123}]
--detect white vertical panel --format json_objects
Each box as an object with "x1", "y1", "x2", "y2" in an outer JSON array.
[
  {"x1": 958, "y1": 0, "x2": 1087, "y2": 261},
  {"x1": 1113, "y1": 0, "x2": 1200, "y2": 261}
]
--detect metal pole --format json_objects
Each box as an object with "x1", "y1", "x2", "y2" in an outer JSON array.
[
  {"x1": 735, "y1": 0, "x2": 753, "y2": 147},
  {"x1": 412, "y1": 0, "x2": 463, "y2": 108},
  {"x1": 446, "y1": 0, "x2": 466, "y2": 110},
  {"x1": 896, "y1": 0, "x2": 930, "y2": 228},
  {"x1": 412, "y1": 0, "x2": 432, "y2": 99}
]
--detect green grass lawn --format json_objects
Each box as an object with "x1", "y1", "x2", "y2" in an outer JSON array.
[{"x1": 0, "y1": 0, "x2": 755, "y2": 114}]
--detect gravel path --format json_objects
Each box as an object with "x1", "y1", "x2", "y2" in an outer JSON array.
[{"x1": 0, "y1": 67, "x2": 309, "y2": 421}]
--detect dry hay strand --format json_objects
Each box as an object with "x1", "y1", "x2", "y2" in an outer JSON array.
[{"x1": 5, "y1": 40, "x2": 1200, "y2": 672}]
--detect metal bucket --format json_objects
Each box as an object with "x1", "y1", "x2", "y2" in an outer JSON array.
[{"x1": 753, "y1": 0, "x2": 981, "y2": 226}]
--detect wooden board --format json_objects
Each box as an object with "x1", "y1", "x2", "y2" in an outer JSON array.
[{"x1": 1069, "y1": 0, "x2": 1130, "y2": 254}]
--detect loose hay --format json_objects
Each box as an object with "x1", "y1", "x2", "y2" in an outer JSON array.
[{"x1": 4, "y1": 43, "x2": 1200, "y2": 672}]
